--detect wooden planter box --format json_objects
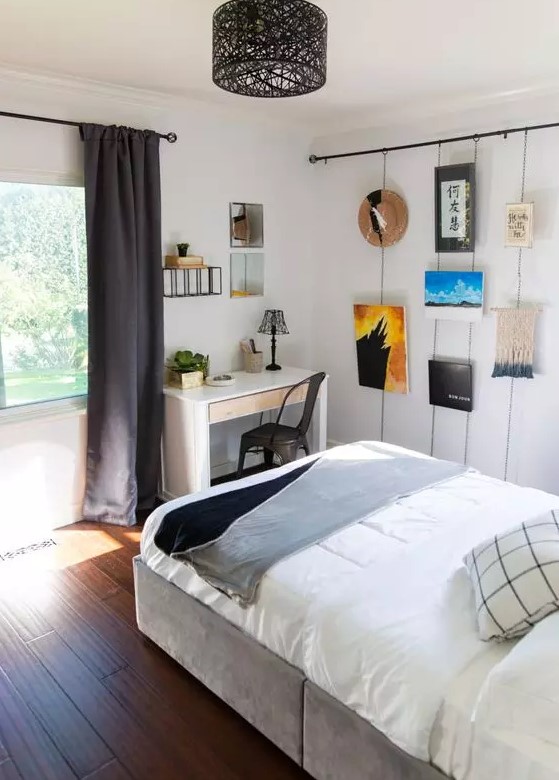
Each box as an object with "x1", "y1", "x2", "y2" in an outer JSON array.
[{"x1": 167, "y1": 369, "x2": 204, "y2": 390}]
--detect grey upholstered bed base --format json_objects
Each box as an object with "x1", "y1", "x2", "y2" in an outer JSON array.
[{"x1": 133, "y1": 556, "x2": 446, "y2": 780}]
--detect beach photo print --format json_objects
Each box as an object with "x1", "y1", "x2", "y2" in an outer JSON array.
[{"x1": 424, "y1": 270, "x2": 484, "y2": 322}]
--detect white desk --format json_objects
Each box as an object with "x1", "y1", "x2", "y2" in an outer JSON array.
[{"x1": 161, "y1": 367, "x2": 328, "y2": 499}]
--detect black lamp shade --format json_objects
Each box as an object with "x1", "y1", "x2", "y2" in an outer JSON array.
[
  {"x1": 212, "y1": 0, "x2": 328, "y2": 98},
  {"x1": 258, "y1": 310, "x2": 288, "y2": 370},
  {"x1": 258, "y1": 309, "x2": 289, "y2": 335}
]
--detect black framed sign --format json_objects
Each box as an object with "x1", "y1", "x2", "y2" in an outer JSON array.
[
  {"x1": 429, "y1": 360, "x2": 473, "y2": 412},
  {"x1": 435, "y1": 163, "x2": 475, "y2": 252}
]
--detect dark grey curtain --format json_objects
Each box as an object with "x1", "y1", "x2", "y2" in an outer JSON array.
[{"x1": 80, "y1": 124, "x2": 163, "y2": 526}]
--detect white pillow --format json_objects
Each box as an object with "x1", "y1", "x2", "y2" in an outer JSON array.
[
  {"x1": 464, "y1": 512, "x2": 559, "y2": 640},
  {"x1": 474, "y1": 611, "x2": 559, "y2": 747}
]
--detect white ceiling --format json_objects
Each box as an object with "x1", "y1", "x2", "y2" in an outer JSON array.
[{"x1": 1, "y1": 0, "x2": 559, "y2": 131}]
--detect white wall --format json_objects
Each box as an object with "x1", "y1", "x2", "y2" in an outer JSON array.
[
  {"x1": 161, "y1": 109, "x2": 314, "y2": 373},
  {"x1": 0, "y1": 410, "x2": 86, "y2": 538},
  {"x1": 160, "y1": 101, "x2": 315, "y2": 469},
  {"x1": 309, "y1": 97, "x2": 559, "y2": 495},
  {"x1": 4, "y1": 68, "x2": 559, "y2": 531},
  {"x1": 0, "y1": 71, "x2": 314, "y2": 530}
]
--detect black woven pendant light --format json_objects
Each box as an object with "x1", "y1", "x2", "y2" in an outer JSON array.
[{"x1": 212, "y1": 0, "x2": 328, "y2": 98}]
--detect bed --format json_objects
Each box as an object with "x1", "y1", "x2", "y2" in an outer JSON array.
[{"x1": 135, "y1": 442, "x2": 559, "y2": 780}]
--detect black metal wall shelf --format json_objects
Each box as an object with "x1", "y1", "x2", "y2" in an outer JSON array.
[{"x1": 163, "y1": 266, "x2": 222, "y2": 298}]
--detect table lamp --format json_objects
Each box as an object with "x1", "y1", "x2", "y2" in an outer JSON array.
[{"x1": 258, "y1": 310, "x2": 289, "y2": 371}]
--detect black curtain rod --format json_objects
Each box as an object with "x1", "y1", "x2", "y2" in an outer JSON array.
[
  {"x1": 0, "y1": 109, "x2": 178, "y2": 143},
  {"x1": 308, "y1": 119, "x2": 559, "y2": 164}
]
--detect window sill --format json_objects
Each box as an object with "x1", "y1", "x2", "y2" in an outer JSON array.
[{"x1": 0, "y1": 396, "x2": 87, "y2": 426}]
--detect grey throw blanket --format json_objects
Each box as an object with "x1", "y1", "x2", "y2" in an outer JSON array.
[{"x1": 173, "y1": 443, "x2": 467, "y2": 605}]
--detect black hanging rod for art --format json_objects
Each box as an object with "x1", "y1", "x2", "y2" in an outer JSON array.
[
  {"x1": 308, "y1": 119, "x2": 559, "y2": 164},
  {"x1": 0, "y1": 109, "x2": 178, "y2": 143}
]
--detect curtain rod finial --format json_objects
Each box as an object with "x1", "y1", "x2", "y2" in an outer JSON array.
[
  {"x1": 309, "y1": 154, "x2": 318, "y2": 164},
  {"x1": 166, "y1": 132, "x2": 178, "y2": 143}
]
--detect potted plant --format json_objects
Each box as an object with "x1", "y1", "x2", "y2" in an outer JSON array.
[
  {"x1": 166, "y1": 349, "x2": 209, "y2": 389},
  {"x1": 176, "y1": 242, "x2": 190, "y2": 257}
]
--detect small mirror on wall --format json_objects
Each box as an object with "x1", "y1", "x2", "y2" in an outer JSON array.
[
  {"x1": 230, "y1": 253, "x2": 265, "y2": 298},
  {"x1": 230, "y1": 202, "x2": 264, "y2": 248}
]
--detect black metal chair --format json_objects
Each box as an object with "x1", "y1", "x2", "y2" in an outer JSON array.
[{"x1": 236, "y1": 372, "x2": 326, "y2": 478}]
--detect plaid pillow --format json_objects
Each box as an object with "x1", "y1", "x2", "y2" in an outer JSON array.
[{"x1": 464, "y1": 512, "x2": 559, "y2": 641}]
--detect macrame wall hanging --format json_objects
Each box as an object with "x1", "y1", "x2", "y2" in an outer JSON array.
[{"x1": 492, "y1": 307, "x2": 538, "y2": 378}]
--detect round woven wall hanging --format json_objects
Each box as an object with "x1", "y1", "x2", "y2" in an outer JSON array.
[{"x1": 358, "y1": 189, "x2": 408, "y2": 247}]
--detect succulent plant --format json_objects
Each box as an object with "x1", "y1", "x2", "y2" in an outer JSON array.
[{"x1": 168, "y1": 349, "x2": 209, "y2": 377}]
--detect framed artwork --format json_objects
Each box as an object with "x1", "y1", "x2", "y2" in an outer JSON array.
[
  {"x1": 425, "y1": 270, "x2": 484, "y2": 322},
  {"x1": 353, "y1": 304, "x2": 409, "y2": 394},
  {"x1": 505, "y1": 203, "x2": 534, "y2": 248},
  {"x1": 429, "y1": 360, "x2": 473, "y2": 412},
  {"x1": 435, "y1": 163, "x2": 475, "y2": 252}
]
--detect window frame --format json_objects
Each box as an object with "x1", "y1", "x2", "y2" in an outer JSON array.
[
  {"x1": 0, "y1": 168, "x2": 88, "y2": 421},
  {"x1": 0, "y1": 395, "x2": 86, "y2": 425}
]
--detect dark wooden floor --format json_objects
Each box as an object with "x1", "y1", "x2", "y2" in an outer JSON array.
[{"x1": 0, "y1": 521, "x2": 309, "y2": 780}]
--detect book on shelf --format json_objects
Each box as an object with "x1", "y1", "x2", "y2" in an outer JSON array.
[{"x1": 164, "y1": 254, "x2": 206, "y2": 268}]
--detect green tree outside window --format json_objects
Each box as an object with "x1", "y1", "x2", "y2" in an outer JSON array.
[{"x1": 0, "y1": 182, "x2": 88, "y2": 408}]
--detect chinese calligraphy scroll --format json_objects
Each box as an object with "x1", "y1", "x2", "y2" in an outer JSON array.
[
  {"x1": 435, "y1": 163, "x2": 475, "y2": 252},
  {"x1": 441, "y1": 180, "x2": 466, "y2": 238}
]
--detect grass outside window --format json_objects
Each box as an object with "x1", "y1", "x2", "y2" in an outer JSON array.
[{"x1": 0, "y1": 181, "x2": 88, "y2": 411}]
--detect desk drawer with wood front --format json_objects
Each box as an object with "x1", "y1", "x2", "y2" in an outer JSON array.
[{"x1": 209, "y1": 384, "x2": 308, "y2": 424}]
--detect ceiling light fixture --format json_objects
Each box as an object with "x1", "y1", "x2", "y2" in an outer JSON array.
[{"x1": 212, "y1": 0, "x2": 328, "y2": 98}]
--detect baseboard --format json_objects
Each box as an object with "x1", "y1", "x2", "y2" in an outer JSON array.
[
  {"x1": 5, "y1": 501, "x2": 83, "y2": 533},
  {"x1": 159, "y1": 489, "x2": 178, "y2": 502},
  {"x1": 159, "y1": 452, "x2": 264, "y2": 502},
  {"x1": 160, "y1": 442, "x2": 343, "y2": 504},
  {"x1": 61, "y1": 503, "x2": 84, "y2": 527},
  {"x1": 210, "y1": 451, "x2": 263, "y2": 480}
]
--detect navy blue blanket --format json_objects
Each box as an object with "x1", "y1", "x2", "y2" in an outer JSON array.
[{"x1": 155, "y1": 460, "x2": 316, "y2": 558}]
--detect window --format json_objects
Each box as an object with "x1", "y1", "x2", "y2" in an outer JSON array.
[{"x1": 0, "y1": 181, "x2": 87, "y2": 410}]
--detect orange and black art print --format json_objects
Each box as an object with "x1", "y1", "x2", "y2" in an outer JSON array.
[{"x1": 353, "y1": 305, "x2": 409, "y2": 394}]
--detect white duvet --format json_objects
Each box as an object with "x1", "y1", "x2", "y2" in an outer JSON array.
[{"x1": 141, "y1": 442, "x2": 559, "y2": 777}]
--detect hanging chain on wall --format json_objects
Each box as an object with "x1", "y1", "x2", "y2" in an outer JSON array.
[
  {"x1": 463, "y1": 136, "x2": 480, "y2": 465},
  {"x1": 503, "y1": 129, "x2": 529, "y2": 481},
  {"x1": 429, "y1": 143, "x2": 443, "y2": 457},
  {"x1": 379, "y1": 150, "x2": 388, "y2": 305},
  {"x1": 379, "y1": 149, "x2": 388, "y2": 441}
]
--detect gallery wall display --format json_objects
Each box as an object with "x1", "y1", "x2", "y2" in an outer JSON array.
[
  {"x1": 353, "y1": 304, "x2": 409, "y2": 394},
  {"x1": 505, "y1": 203, "x2": 534, "y2": 248},
  {"x1": 429, "y1": 360, "x2": 473, "y2": 412},
  {"x1": 357, "y1": 189, "x2": 408, "y2": 247},
  {"x1": 230, "y1": 202, "x2": 264, "y2": 247},
  {"x1": 435, "y1": 163, "x2": 476, "y2": 252},
  {"x1": 425, "y1": 270, "x2": 484, "y2": 322},
  {"x1": 314, "y1": 118, "x2": 551, "y2": 477},
  {"x1": 491, "y1": 307, "x2": 539, "y2": 379},
  {"x1": 230, "y1": 252, "x2": 265, "y2": 297}
]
